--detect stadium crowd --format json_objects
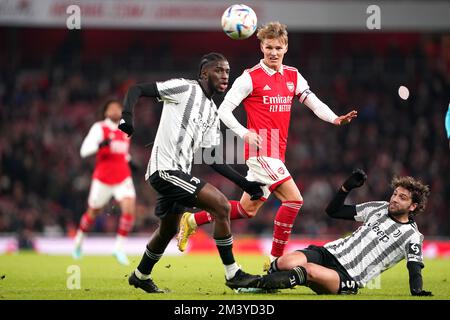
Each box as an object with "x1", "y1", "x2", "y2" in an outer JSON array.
[{"x1": 0, "y1": 29, "x2": 449, "y2": 245}]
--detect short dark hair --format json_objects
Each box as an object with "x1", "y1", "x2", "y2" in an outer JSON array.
[
  {"x1": 102, "y1": 99, "x2": 121, "y2": 116},
  {"x1": 391, "y1": 176, "x2": 430, "y2": 216},
  {"x1": 198, "y1": 52, "x2": 227, "y2": 77}
]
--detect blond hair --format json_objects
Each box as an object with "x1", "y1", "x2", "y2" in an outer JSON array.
[{"x1": 256, "y1": 21, "x2": 288, "y2": 45}]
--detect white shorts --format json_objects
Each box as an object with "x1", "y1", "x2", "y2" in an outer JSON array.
[
  {"x1": 245, "y1": 156, "x2": 292, "y2": 201},
  {"x1": 87, "y1": 177, "x2": 136, "y2": 209}
]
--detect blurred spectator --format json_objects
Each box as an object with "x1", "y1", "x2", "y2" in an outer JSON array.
[{"x1": 0, "y1": 29, "x2": 449, "y2": 238}]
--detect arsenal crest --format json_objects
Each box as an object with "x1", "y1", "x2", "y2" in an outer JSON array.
[
  {"x1": 278, "y1": 167, "x2": 285, "y2": 175},
  {"x1": 286, "y1": 81, "x2": 295, "y2": 92}
]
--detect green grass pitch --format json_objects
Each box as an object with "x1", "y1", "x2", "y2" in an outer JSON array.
[{"x1": 0, "y1": 252, "x2": 449, "y2": 300}]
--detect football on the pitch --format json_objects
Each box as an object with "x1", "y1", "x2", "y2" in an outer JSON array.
[{"x1": 221, "y1": 4, "x2": 257, "y2": 40}]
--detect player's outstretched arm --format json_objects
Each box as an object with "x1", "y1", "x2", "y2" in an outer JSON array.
[
  {"x1": 119, "y1": 83, "x2": 160, "y2": 137},
  {"x1": 303, "y1": 93, "x2": 357, "y2": 125},
  {"x1": 205, "y1": 147, "x2": 264, "y2": 200},
  {"x1": 407, "y1": 261, "x2": 433, "y2": 296},
  {"x1": 325, "y1": 169, "x2": 367, "y2": 220},
  {"x1": 333, "y1": 110, "x2": 358, "y2": 125}
]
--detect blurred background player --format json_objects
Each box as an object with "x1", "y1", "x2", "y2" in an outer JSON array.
[
  {"x1": 72, "y1": 100, "x2": 136, "y2": 266},
  {"x1": 119, "y1": 53, "x2": 263, "y2": 293},
  {"x1": 244, "y1": 170, "x2": 432, "y2": 296},
  {"x1": 178, "y1": 22, "x2": 357, "y2": 266}
]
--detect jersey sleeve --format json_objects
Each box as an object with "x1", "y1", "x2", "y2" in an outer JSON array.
[
  {"x1": 80, "y1": 122, "x2": 103, "y2": 158},
  {"x1": 354, "y1": 201, "x2": 389, "y2": 222},
  {"x1": 295, "y1": 71, "x2": 311, "y2": 103},
  {"x1": 405, "y1": 233, "x2": 424, "y2": 266},
  {"x1": 201, "y1": 116, "x2": 221, "y2": 148},
  {"x1": 155, "y1": 78, "x2": 191, "y2": 104},
  {"x1": 223, "y1": 71, "x2": 253, "y2": 107}
]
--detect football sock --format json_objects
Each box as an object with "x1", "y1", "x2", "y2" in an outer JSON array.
[
  {"x1": 114, "y1": 235, "x2": 126, "y2": 251},
  {"x1": 224, "y1": 263, "x2": 240, "y2": 280},
  {"x1": 271, "y1": 201, "x2": 303, "y2": 257},
  {"x1": 117, "y1": 213, "x2": 135, "y2": 237},
  {"x1": 74, "y1": 229, "x2": 84, "y2": 248},
  {"x1": 260, "y1": 266, "x2": 307, "y2": 289},
  {"x1": 214, "y1": 235, "x2": 236, "y2": 275},
  {"x1": 79, "y1": 212, "x2": 95, "y2": 232},
  {"x1": 136, "y1": 245, "x2": 163, "y2": 275},
  {"x1": 194, "y1": 201, "x2": 250, "y2": 226}
]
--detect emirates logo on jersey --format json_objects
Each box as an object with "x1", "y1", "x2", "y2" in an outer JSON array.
[
  {"x1": 278, "y1": 167, "x2": 285, "y2": 175},
  {"x1": 286, "y1": 81, "x2": 295, "y2": 92}
]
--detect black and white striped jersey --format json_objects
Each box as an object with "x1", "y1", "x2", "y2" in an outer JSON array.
[
  {"x1": 145, "y1": 78, "x2": 221, "y2": 179},
  {"x1": 324, "y1": 201, "x2": 424, "y2": 288}
]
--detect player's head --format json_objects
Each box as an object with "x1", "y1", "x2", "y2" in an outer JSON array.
[
  {"x1": 388, "y1": 176, "x2": 430, "y2": 217},
  {"x1": 198, "y1": 52, "x2": 230, "y2": 95},
  {"x1": 102, "y1": 99, "x2": 122, "y2": 123},
  {"x1": 257, "y1": 22, "x2": 288, "y2": 71}
]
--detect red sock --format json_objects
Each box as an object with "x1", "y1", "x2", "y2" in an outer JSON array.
[
  {"x1": 117, "y1": 213, "x2": 135, "y2": 237},
  {"x1": 271, "y1": 201, "x2": 303, "y2": 257},
  {"x1": 79, "y1": 212, "x2": 95, "y2": 232},
  {"x1": 194, "y1": 200, "x2": 250, "y2": 226}
]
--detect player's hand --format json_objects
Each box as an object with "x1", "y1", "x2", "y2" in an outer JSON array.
[
  {"x1": 342, "y1": 168, "x2": 367, "y2": 191},
  {"x1": 98, "y1": 138, "x2": 111, "y2": 149},
  {"x1": 119, "y1": 111, "x2": 134, "y2": 137},
  {"x1": 242, "y1": 180, "x2": 265, "y2": 201},
  {"x1": 334, "y1": 110, "x2": 358, "y2": 125},
  {"x1": 411, "y1": 289, "x2": 433, "y2": 296},
  {"x1": 243, "y1": 131, "x2": 263, "y2": 148}
]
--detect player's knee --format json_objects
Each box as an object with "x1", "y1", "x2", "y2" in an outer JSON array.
[
  {"x1": 212, "y1": 197, "x2": 231, "y2": 220},
  {"x1": 303, "y1": 264, "x2": 317, "y2": 280},
  {"x1": 277, "y1": 252, "x2": 301, "y2": 270},
  {"x1": 157, "y1": 225, "x2": 178, "y2": 240},
  {"x1": 240, "y1": 202, "x2": 259, "y2": 218}
]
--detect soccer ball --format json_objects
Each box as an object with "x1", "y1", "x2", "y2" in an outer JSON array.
[{"x1": 221, "y1": 4, "x2": 257, "y2": 40}]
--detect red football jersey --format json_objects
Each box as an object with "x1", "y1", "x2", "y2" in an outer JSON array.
[
  {"x1": 87, "y1": 120, "x2": 131, "y2": 184},
  {"x1": 243, "y1": 64, "x2": 303, "y2": 162}
]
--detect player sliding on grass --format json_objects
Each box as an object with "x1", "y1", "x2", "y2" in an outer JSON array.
[
  {"x1": 178, "y1": 22, "x2": 357, "y2": 268},
  {"x1": 118, "y1": 53, "x2": 264, "y2": 293},
  {"x1": 239, "y1": 169, "x2": 433, "y2": 296}
]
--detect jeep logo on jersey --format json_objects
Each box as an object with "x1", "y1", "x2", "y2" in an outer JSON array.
[
  {"x1": 286, "y1": 81, "x2": 295, "y2": 92},
  {"x1": 368, "y1": 221, "x2": 389, "y2": 243}
]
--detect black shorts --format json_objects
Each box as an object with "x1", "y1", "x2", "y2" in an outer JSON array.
[
  {"x1": 147, "y1": 170, "x2": 207, "y2": 218},
  {"x1": 298, "y1": 245, "x2": 358, "y2": 294}
]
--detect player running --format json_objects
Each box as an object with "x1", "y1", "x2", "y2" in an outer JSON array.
[
  {"x1": 73, "y1": 100, "x2": 136, "y2": 266},
  {"x1": 118, "y1": 52, "x2": 264, "y2": 293},
  {"x1": 239, "y1": 169, "x2": 433, "y2": 296},
  {"x1": 177, "y1": 22, "x2": 357, "y2": 266}
]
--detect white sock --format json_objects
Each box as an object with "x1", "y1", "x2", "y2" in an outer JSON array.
[
  {"x1": 134, "y1": 268, "x2": 151, "y2": 280},
  {"x1": 187, "y1": 214, "x2": 197, "y2": 228},
  {"x1": 114, "y1": 235, "x2": 127, "y2": 251},
  {"x1": 224, "y1": 263, "x2": 240, "y2": 280},
  {"x1": 269, "y1": 254, "x2": 278, "y2": 262},
  {"x1": 74, "y1": 230, "x2": 84, "y2": 248}
]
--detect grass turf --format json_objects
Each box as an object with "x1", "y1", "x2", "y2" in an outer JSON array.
[{"x1": 0, "y1": 252, "x2": 449, "y2": 300}]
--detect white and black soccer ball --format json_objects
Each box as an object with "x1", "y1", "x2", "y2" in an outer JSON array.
[{"x1": 221, "y1": 4, "x2": 257, "y2": 40}]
